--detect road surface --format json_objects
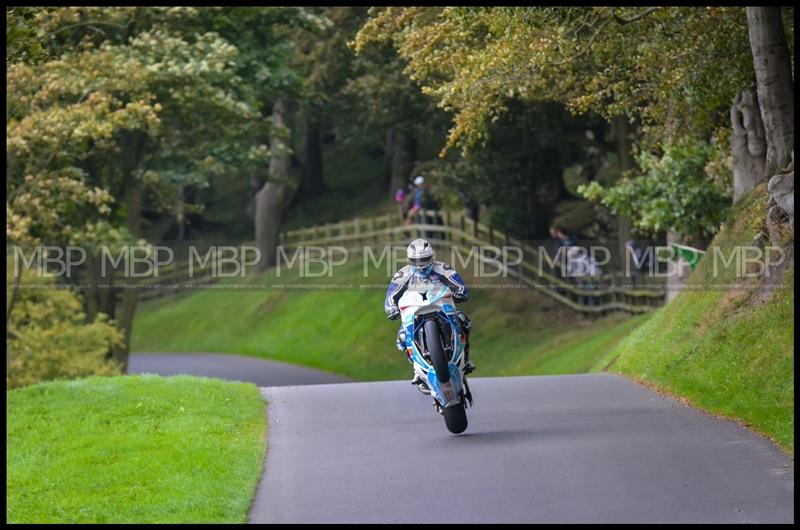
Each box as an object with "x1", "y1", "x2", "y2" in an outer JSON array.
[
  {"x1": 128, "y1": 352, "x2": 351, "y2": 386},
  {"x1": 249, "y1": 374, "x2": 793, "y2": 523}
]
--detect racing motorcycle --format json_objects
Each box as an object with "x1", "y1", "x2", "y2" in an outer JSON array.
[{"x1": 398, "y1": 275, "x2": 473, "y2": 434}]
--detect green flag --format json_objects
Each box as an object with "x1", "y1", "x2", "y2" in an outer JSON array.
[{"x1": 671, "y1": 244, "x2": 705, "y2": 271}]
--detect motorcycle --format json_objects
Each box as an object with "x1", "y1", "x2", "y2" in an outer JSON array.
[{"x1": 397, "y1": 274, "x2": 473, "y2": 434}]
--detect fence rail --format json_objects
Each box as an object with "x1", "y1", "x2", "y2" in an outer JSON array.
[{"x1": 279, "y1": 209, "x2": 666, "y2": 315}]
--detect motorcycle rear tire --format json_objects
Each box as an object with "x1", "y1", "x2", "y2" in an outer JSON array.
[{"x1": 444, "y1": 402, "x2": 468, "y2": 434}]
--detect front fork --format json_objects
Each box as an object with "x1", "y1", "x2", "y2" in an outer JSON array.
[
  {"x1": 398, "y1": 311, "x2": 471, "y2": 360},
  {"x1": 401, "y1": 314, "x2": 474, "y2": 409}
]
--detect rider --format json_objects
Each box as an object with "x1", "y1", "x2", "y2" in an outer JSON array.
[{"x1": 385, "y1": 238, "x2": 475, "y2": 389}]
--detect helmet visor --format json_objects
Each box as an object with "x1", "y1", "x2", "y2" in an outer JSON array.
[{"x1": 409, "y1": 256, "x2": 433, "y2": 269}]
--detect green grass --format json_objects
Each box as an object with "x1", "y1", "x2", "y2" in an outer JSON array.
[
  {"x1": 602, "y1": 185, "x2": 794, "y2": 454},
  {"x1": 132, "y1": 259, "x2": 643, "y2": 381},
  {"x1": 6, "y1": 375, "x2": 267, "y2": 523}
]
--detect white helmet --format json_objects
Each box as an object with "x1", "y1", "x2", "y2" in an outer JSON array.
[
  {"x1": 407, "y1": 238, "x2": 434, "y2": 272},
  {"x1": 413, "y1": 175, "x2": 425, "y2": 186}
]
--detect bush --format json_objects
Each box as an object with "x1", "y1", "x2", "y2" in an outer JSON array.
[
  {"x1": 579, "y1": 137, "x2": 730, "y2": 240},
  {"x1": 7, "y1": 263, "x2": 123, "y2": 389}
]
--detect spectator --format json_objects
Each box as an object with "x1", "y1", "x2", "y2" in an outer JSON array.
[
  {"x1": 567, "y1": 245, "x2": 603, "y2": 306},
  {"x1": 405, "y1": 175, "x2": 425, "y2": 225},
  {"x1": 549, "y1": 226, "x2": 575, "y2": 248},
  {"x1": 549, "y1": 225, "x2": 575, "y2": 289},
  {"x1": 625, "y1": 239, "x2": 650, "y2": 286}
]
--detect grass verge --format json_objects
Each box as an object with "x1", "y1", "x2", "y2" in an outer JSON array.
[
  {"x1": 6, "y1": 375, "x2": 267, "y2": 523},
  {"x1": 601, "y1": 185, "x2": 794, "y2": 454},
  {"x1": 132, "y1": 259, "x2": 643, "y2": 381}
]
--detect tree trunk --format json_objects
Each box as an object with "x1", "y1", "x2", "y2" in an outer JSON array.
[
  {"x1": 110, "y1": 176, "x2": 143, "y2": 373},
  {"x1": 612, "y1": 116, "x2": 634, "y2": 269},
  {"x1": 746, "y1": 7, "x2": 794, "y2": 176},
  {"x1": 246, "y1": 175, "x2": 266, "y2": 222},
  {"x1": 85, "y1": 252, "x2": 100, "y2": 323},
  {"x1": 6, "y1": 264, "x2": 22, "y2": 374},
  {"x1": 388, "y1": 127, "x2": 417, "y2": 197},
  {"x1": 299, "y1": 114, "x2": 325, "y2": 197},
  {"x1": 255, "y1": 99, "x2": 292, "y2": 270},
  {"x1": 731, "y1": 89, "x2": 768, "y2": 201},
  {"x1": 255, "y1": 182, "x2": 288, "y2": 269},
  {"x1": 109, "y1": 131, "x2": 146, "y2": 372},
  {"x1": 113, "y1": 290, "x2": 138, "y2": 373}
]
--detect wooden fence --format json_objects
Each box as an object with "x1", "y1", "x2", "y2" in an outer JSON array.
[
  {"x1": 110, "y1": 208, "x2": 666, "y2": 313},
  {"x1": 278, "y1": 209, "x2": 666, "y2": 315}
]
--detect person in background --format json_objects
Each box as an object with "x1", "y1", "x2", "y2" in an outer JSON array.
[
  {"x1": 549, "y1": 225, "x2": 574, "y2": 249},
  {"x1": 549, "y1": 225, "x2": 575, "y2": 294},
  {"x1": 567, "y1": 245, "x2": 603, "y2": 306},
  {"x1": 625, "y1": 239, "x2": 650, "y2": 287},
  {"x1": 405, "y1": 175, "x2": 426, "y2": 225}
]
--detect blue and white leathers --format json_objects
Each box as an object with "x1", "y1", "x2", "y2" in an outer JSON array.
[
  {"x1": 384, "y1": 261, "x2": 468, "y2": 316},
  {"x1": 397, "y1": 274, "x2": 471, "y2": 413}
]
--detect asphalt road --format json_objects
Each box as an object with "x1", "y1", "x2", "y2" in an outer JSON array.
[
  {"x1": 249, "y1": 374, "x2": 793, "y2": 524},
  {"x1": 128, "y1": 352, "x2": 351, "y2": 386}
]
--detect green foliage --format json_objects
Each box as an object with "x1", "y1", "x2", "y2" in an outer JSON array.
[
  {"x1": 7, "y1": 263, "x2": 123, "y2": 389},
  {"x1": 6, "y1": 16, "x2": 267, "y2": 246},
  {"x1": 6, "y1": 7, "x2": 51, "y2": 65},
  {"x1": 579, "y1": 139, "x2": 730, "y2": 239},
  {"x1": 355, "y1": 7, "x2": 763, "y2": 157},
  {"x1": 6, "y1": 375, "x2": 267, "y2": 522},
  {"x1": 354, "y1": 7, "x2": 763, "y2": 238},
  {"x1": 415, "y1": 100, "x2": 604, "y2": 238},
  {"x1": 343, "y1": 40, "x2": 445, "y2": 151}
]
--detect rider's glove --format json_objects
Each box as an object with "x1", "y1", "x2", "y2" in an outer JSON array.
[
  {"x1": 387, "y1": 306, "x2": 401, "y2": 320},
  {"x1": 453, "y1": 290, "x2": 468, "y2": 303}
]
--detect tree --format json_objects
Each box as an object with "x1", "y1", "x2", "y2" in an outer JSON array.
[
  {"x1": 746, "y1": 7, "x2": 794, "y2": 177},
  {"x1": 348, "y1": 25, "x2": 446, "y2": 196},
  {"x1": 579, "y1": 138, "x2": 730, "y2": 241},
  {"x1": 730, "y1": 89, "x2": 767, "y2": 201},
  {"x1": 255, "y1": 99, "x2": 296, "y2": 269},
  {"x1": 354, "y1": 7, "x2": 786, "y2": 243},
  {"x1": 356, "y1": 7, "x2": 764, "y2": 155},
  {"x1": 418, "y1": 100, "x2": 602, "y2": 238},
  {"x1": 291, "y1": 7, "x2": 359, "y2": 199},
  {"x1": 7, "y1": 11, "x2": 267, "y2": 369}
]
